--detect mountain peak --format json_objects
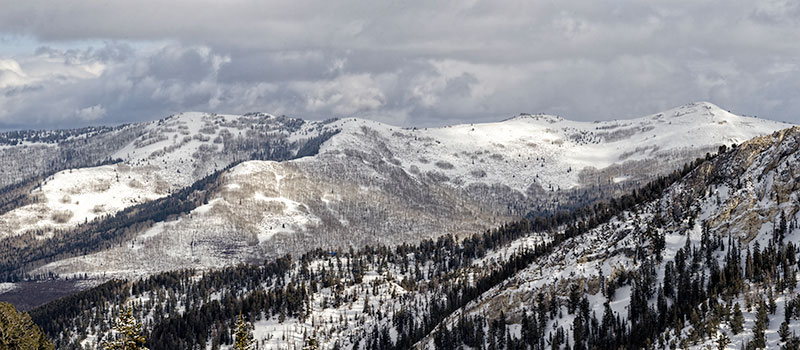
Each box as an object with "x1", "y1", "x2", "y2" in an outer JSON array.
[
  {"x1": 665, "y1": 101, "x2": 728, "y2": 118},
  {"x1": 502, "y1": 113, "x2": 564, "y2": 124},
  {"x1": 688, "y1": 100, "x2": 722, "y2": 109}
]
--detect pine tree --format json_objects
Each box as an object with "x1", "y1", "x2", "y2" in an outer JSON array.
[
  {"x1": 233, "y1": 314, "x2": 255, "y2": 350},
  {"x1": 780, "y1": 321, "x2": 791, "y2": 342},
  {"x1": 730, "y1": 303, "x2": 744, "y2": 335},
  {"x1": 750, "y1": 299, "x2": 769, "y2": 348},
  {"x1": 102, "y1": 305, "x2": 148, "y2": 350},
  {"x1": 0, "y1": 302, "x2": 54, "y2": 350},
  {"x1": 716, "y1": 332, "x2": 730, "y2": 350},
  {"x1": 779, "y1": 212, "x2": 788, "y2": 242},
  {"x1": 303, "y1": 336, "x2": 319, "y2": 350},
  {"x1": 783, "y1": 335, "x2": 800, "y2": 350}
]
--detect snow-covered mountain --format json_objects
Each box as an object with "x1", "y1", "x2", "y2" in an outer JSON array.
[
  {"x1": 325, "y1": 101, "x2": 783, "y2": 193},
  {"x1": 29, "y1": 125, "x2": 800, "y2": 350},
  {"x1": 0, "y1": 102, "x2": 791, "y2": 284},
  {"x1": 415, "y1": 126, "x2": 800, "y2": 349},
  {"x1": 0, "y1": 112, "x2": 336, "y2": 239}
]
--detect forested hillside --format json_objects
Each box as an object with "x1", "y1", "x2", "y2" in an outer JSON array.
[
  {"x1": 415, "y1": 126, "x2": 800, "y2": 349},
  {"x1": 27, "y1": 147, "x2": 703, "y2": 349}
]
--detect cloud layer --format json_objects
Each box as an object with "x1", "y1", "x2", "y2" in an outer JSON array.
[{"x1": 0, "y1": 0, "x2": 799, "y2": 128}]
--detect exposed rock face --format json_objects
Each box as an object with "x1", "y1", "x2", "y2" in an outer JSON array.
[{"x1": 667, "y1": 127, "x2": 800, "y2": 241}]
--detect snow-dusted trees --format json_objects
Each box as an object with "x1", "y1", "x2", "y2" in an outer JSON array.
[
  {"x1": 302, "y1": 337, "x2": 319, "y2": 350},
  {"x1": 102, "y1": 306, "x2": 148, "y2": 350},
  {"x1": 233, "y1": 314, "x2": 255, "y2": 350},
  {"x1": 730, "y1": 303, "x2": 744, "y2": 334}
]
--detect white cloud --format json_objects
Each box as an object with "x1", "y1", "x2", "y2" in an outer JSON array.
[
  {"x1": 75, "y1": 104, "x2": 106, "y2": 121},
  {"x1": 0, "y1": 58, "x2": 27, "y2": 88},
  {"x1": 294, "y1": 73, "x2": 387, "y2": 116}
]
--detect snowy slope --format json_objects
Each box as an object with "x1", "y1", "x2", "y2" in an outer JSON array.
[
  {"x1": 110, "y1": 111, "x2": 320, "y2": 188},
  {"x1": 0, "y1": 112, "x2": 337, "y2": 238},
  {"x1": 31, "y1": 127, "x2": 800, "y2": 350},
  {"x1": 15, "y1": 102, "x2": 793, "y2": 279},
  {"x1": 35, "y1": 155, "x2": 503, "y2": 277},
  {"x1": 416, "y1": 126, "x2": 800, "y2": 349},
  {"x1": 1, "y1": 102, "x2": 786, "y2": 240},
  {"x1": 322, "y1": 102, "x2": 789, "y2": 193},
  {"x1": 0, "y1": 164, "x2": 168, "y2": 238}
]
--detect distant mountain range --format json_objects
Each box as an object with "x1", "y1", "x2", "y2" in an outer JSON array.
[
  {"x1": 0, "y1": 102, "x2": 790, "y2": 282},
  {"x1": 1, "y1": 102, "x2": 798, "y2": 349}
]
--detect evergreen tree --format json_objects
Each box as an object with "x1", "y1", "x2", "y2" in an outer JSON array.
[
  {"x1": 233, "y1": 314, "x2": 255, "y2": 350},
  {"x1": 303, "y1": 336, "x2": 319, "y2": 350},
  {"x1": 0, "y1": 302, "x2": 54, "y2": 350},
  {"x1": 730, "y1": 303, "x2": 745, "y2": 335},
  {"x1": 780, "y1": 321, "x2": 791, "y2": 342},
  {"x1": 102, "y1": 305, "x2": 148, "y2": 350},
  {"x1": 749, "y1": 300, "x2": 769, "y2": 348},
  {"x1": 716, "y1": 332, "x2": 730, "y2": 350},
  {"x1": 783, "y1": 335, "x2": 800, "y2": 350}
]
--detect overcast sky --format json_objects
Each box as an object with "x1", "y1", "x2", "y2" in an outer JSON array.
[{"x1": 0, "y1": 0, "x2": 798, "y2": 129}]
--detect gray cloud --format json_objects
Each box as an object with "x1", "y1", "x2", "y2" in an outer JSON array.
[
  {"x1": 0, "y1": 0, "x2": 798, "y2": 128},
  {"x1": 146, "y1": 46, "x2": 216, "y2": 83},
  {"x1": 216, "y1": 50, "x2": 332, "y2": 84}
]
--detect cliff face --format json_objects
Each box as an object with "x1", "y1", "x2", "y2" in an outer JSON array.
[{"x1": 667, "y1": 126, "x2": 800, "y2": 242}]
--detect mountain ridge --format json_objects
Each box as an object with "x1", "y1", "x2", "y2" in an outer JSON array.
[{"x1": 0, "y1": 102, "x2": 793, "y2": 314}]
